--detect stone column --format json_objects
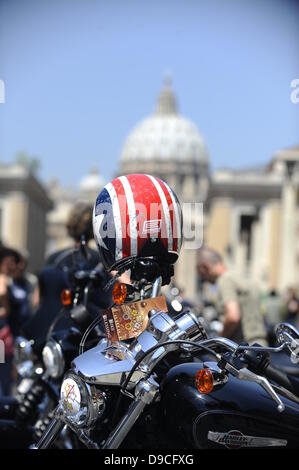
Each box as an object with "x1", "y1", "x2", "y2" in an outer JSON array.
[
  {"x1": 234, "y1": 239, "x2": 247, "y2": 276},
  {"x1": 3, "y1": 192, "x2": 28, "y2": 250},
  {"x1": 268, "y1": 202, "x2": 281, "y2": 290},
  {"x1": 279, "y1": 179, "x2": 297, "y2": 290},
  {"x1": 257, "y1": 204, "x2": 272, "y2": 290},
  {"x1": 182, "y1": 174, "x2": 196, "y2": 201},
  {"x1": 250, "y1": 219, "x2": 262, "y2": 284}
]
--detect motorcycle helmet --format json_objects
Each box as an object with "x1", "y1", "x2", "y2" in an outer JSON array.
[{"x1": 93, "y1": 174, "x2": 183, "y2": 276}]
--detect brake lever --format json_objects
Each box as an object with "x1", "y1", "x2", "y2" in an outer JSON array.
[
  {"x1": 231, "y1": 342, "x2": 286, "y2": 358},
  {"x1": 225, "y1": 362, "x2": 285, "y2": 413}
]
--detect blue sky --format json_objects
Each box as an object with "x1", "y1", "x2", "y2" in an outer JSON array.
[{"x1": 0, "y1": 0, "x2": 298, "y2": 186}]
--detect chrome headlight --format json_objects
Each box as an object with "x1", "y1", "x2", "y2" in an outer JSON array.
[
  {"x1": 42, "y1": 339, "x2": 65, "y2": 379},
  {"x1": 60, "y1": 372, "x2": 105, "y2": 428}
]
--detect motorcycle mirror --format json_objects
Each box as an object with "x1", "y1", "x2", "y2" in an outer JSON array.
[
  {"x1": 275, "y1": 322, "x2": 299, "y2": 345},
  {"x1": 275, "y1": 323, "x2": 299, "y2": 360}
]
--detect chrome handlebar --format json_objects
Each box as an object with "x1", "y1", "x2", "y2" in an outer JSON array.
[{"x1": 198, "y1": 335, "x2": 298, "y2": 413}]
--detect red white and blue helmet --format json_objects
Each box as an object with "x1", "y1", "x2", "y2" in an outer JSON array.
[{"x1": 93, "y1": 174, "x2": 183, "y2": 272}]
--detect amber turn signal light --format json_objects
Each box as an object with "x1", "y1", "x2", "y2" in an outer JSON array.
[
  {"x1": 195, "y1": 368, "x2": 214, "y2": 394},
  {"x1": 61, "y1": 289, "x2": 72, "y2": 306},
  {"x1": 112, "y1": 282, "x2": 127, "y2": 305}
]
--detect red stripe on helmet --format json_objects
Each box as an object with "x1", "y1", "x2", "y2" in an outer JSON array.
[
  {"x1": 143, "y1": 174, "x2": 169, "y2": 252},
  {"x1": 154, "y1": 177, "x2": 177, "y2": 253},
  {"x1": 112, "y1": 177, "x2": 131, "y2": 260},
  {"x1": 126, "y1": 174, "x2": 162, "y2": 254}
]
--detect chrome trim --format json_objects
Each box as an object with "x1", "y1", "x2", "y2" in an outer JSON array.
[
  {"x1": 276, "y1": 323, "x2": 299, "y2": 359},
  {"x1": 276, "y1": 322, "x2": 299, "y2": 344},
  {"x1": 72, "y1": 307, "x2": 207, "y2": 389},
  {"x1": 56, "y1": 408, "x2": 100, "y2": 449},
  {"x1": 42, "y1": 339, "x2": 65, "y2": 379},
  {"x1": 60, "y1": 371, "x2": 106, "y2": 428},
  {"x1": 151, "y1": 276, "x2": 162, "y2": 297},
  {"x1": 36, "y1": 413, "x2": 64, "y2": 449},
  {"x1": 199, "y1": 337, "x2": 238, "y2": 352},
  {"x1": 103, "y1": 376, "x2": 159, "y2": 449}
]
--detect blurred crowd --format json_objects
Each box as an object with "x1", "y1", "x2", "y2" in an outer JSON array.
[
  {"x1": 0, "y1": 220, "x2": 299, "y2": 396},
  {"x1": 262, "y1": 287, "x2": 299, "y2": 330},
  {"x1": 0, "y1": 245, "x2": 39, "y2": 394},
  {"x1": 0, "y1": 203, "x2": 100, "y2": 395}
]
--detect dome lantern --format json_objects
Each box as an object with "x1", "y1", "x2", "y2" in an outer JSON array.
[{"x1": 155, "y1": 77, "x2": 178, "y2": 116}]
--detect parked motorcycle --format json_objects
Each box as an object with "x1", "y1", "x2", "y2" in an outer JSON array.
[
  {"x1": 34, "y1": 262, "x2": 299, "y2": 449},
  {"x1": 0, "y1": 264, "x2": 110, "y2": 449},
  {"x1": 33, "y1": 173, "x2": 299, "y2": 450}
]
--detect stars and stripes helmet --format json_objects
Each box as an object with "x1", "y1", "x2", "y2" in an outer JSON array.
[{"x1": 93, "y1": 174, "x2": 183, "y2": 272}]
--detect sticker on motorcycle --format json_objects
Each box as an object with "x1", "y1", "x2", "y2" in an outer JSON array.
[
  {"x1": 208, "y1": 430, "x2": 287, "y2": 448},
  {"x1": 101, "y1": 296, "x2": 168, "y2": 342},
  {"x1": 60, "y1": 378, "x2": 82, "y2": 416}
]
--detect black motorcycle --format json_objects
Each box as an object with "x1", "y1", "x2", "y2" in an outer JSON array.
[
  {"x1": 34, "y1": 259, "x2": 299, "y2": 450},
  {"x1": 0, "y1": 265, "x2": 110, "y2": 449}
]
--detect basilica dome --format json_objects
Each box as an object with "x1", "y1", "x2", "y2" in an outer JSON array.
[{"x1": 120, "y1": 80, "x2": 208, "y2": 164}]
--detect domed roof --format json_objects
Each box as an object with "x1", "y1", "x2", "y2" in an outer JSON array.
[
  {"x1": 120, "y1": 79, "x2": 208, "y2": 163},
  {"x1": 79, "y1": 167, "x2": 104, "y2": 193}
]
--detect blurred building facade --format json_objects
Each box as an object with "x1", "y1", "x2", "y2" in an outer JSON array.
[
  {"x1": 46, "y1": 167, "x2": 104, "y2": 255},
  {"x1": 119, "y1": 80, "x2": 299, "y2": 299},
  {"x1": 0, "y1": 163, "x2": 52, "y2": 272},
  {"x1": 207, "y1": 147, "x2": 299, "y2": 293},
  {"x1": 1, "y1": 83, "x2": 298, "y2": 296}
]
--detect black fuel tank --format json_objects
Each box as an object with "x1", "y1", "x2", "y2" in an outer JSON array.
[{"x1": 159, "y1": 362, "x2": 299, "y2": 449}]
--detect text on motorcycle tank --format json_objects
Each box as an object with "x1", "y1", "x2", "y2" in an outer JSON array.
[
  {"x1": 208, "y1": 430, "x2": 287, "y2": 448},
  {"x1": 101, "y1": 295, "x2": 168, "y2": 341}
]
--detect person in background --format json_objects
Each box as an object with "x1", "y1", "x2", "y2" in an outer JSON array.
[
  {"x1": 0, "y1": 248, "x2": 38, "y2": 339},
  {"x1": 196, "y1": 246, "x2": 268, "y2": 346},
  {"x1": 262, "y1": 289, "x2": 283, "y2": 346},
  {"x1": 12, "y1": 251, "x2": 39, "y2": 316},
  {"x1": 46, "y1": 202, "x2": 100, "y2": 270},
  {"x1": 0, "y1": 247, "x2": 15, "y2": 395},
  {"x1": 285, "y1": 287, "x2": 299, "y2": 328},
  {"x1": 22, "y1": 202, "x2": 112, "y2": 345},
  {"x1": 5, "y1": 248, "x2": 35, "y2": 338},
  {"x1": 264, "y1": 289, "x2": 282, "y2": 328}
]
